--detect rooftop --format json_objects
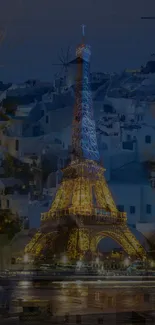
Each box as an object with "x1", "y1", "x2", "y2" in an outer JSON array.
[
  {"x1": 15, "y1": 104, "x2": 35, "y2": 117},
  {"x1": 0, "y1": 177, "x2": 23, "y2": 189},
  {"x1": 46, "y1": 92, "x2": 74, "y2": 111}
]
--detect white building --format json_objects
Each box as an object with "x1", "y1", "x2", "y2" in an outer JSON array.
[{"x1": 109, "y1": 161, "x2": 155, "y2": 225}]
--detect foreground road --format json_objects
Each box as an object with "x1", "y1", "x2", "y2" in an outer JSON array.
[
  {"x1": 1, "y1": 311, "x2": 155, "y2": 324},
  {"x1": 10, "y1": 279, "x2": 155, "y2": 316},
  {"x1": 1, "y1": 278, "x2": 155, "y2": 322},
  {"x1": 1, "y1": 273, "x2": 155, "y2": 284}
]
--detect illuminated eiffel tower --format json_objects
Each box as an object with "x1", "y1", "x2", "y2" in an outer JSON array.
[{"x1": 25, "y1": 26, "x2": 146, "y2": 262}]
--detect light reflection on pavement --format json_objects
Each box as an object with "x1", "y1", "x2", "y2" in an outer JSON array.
[{"x1": 11, "y1": 280, "x2": 155, "y2": 316}]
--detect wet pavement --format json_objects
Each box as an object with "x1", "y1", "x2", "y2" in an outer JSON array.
[
  {"x1": 1, "y1": 278, "x2": 155, "y2": 323},
  {"x1": 11, "y1": 279, "x2": 155, "y2": 315}
]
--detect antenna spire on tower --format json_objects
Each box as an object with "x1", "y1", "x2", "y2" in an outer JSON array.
[{"x1": 81, "y1": 24, "x2": 86, "y2": 39}]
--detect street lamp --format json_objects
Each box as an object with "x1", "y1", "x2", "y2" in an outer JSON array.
[
  {"x1": 23, "y1": 254, "x2": 29, "y2": 264},
  {"x1": 149, "y1": 259, "x2": 155, "y2": 268},
  {"x1": 124, "y1": 257, "x2": 130, "y2": 268},
  {"x1": 95, "y1": 257, "x2": 100, "y2": 265},
  {"x1": 61, "y1": 254, "x2": 68, "y2": 265},
  {"x1": 76, "y1": 260, "x2": 83, "y2": 270}
]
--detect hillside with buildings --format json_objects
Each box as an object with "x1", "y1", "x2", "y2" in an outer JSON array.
[{"x1": 0, "y1": 53, "x2": 155, "y2": 266}]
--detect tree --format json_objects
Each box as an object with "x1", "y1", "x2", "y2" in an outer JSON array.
[
  {"x1": 2, "y1": 97, "x2": 18, "y2": 115},
  {"x1": 0, "y1": 209, "x2": 21, "y2": 240},
  {"x1": 3, "y1": 153, "x2": 33, "y2": 182}
]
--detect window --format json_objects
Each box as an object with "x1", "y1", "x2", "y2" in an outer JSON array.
[
  {"x1": 15, "y1": 139, "x2": 19, "y2": 151},
  {"x1": 46, "y1": 115, "x2": 49, "y2": 124},
  {"x1": 122, "y1": 142, "x2": 133, "y2": 150},
  {"x1": 130, "y1": 206, "x2": 136, "y2": 214},
  {"x1": 55, "y1": 138, "x2": 61, "y2": 144},
  {"x1": 117, "y1": 205, "x2": 124, "y2": 212},
  {"x1": 41, "y1": 110, "x2": 44, "y2": 117},
  {"x1": 145, "y1": 135, "x2": 151, "y2": 144},
  {"x1": 127, "y1": 134, "x2": 131, "y2": 141},
  {"x1": 138, "y1": 114, "x2": 143, "y2": 121},
  {"x1": 146, "y1": 204, "x2": 151, "y2": 214},
  {"x1": 151, "y1": 179, "x2": 155, "y2": 188}
]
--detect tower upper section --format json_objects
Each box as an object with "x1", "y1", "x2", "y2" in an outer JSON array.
[
  {"x1": 76, "y1": 43, "x2": 91, "y2": 62},
  {"x1": 76, "y1": 25, "x2": 91, "y2": 62},
  {"x1": 71, "y1": 26, "x2": 100, "y2": 162}
]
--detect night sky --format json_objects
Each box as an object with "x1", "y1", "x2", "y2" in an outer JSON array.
[{"x1": 0, "y1": 0, "x2": 155, "y2": 82}]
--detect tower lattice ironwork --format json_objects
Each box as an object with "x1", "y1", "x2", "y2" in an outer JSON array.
[{"x1": 25, "y1": 27, "x2": 146, "y2": 262}]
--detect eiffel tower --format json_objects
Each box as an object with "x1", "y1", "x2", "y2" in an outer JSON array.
[{"x1": 25, "y1": 26, "x2": 146, "y2": 262}]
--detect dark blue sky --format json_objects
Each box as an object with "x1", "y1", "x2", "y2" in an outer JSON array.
[{"x1": 0, "y1": 0, "x2": 155, "y2": 82}]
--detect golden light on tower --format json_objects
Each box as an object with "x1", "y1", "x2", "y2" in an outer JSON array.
[{"x1": 24, "y1": 26, "x2": 146, "y2": 263}]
